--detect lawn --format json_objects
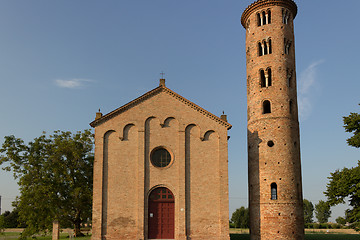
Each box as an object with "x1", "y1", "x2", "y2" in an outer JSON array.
[
  {"x1": 230, "y1": 233, "x2": 360, "y2": 240},
  {"x1": 0, "y1": 232, "x2": 91, "y2": 240}
]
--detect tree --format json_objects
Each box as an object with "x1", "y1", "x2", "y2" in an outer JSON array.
[
  {"x1": 0, "y1": 130, "x2": 93, "y2": 238},
  {"x1": 231, "y1": 207, "x2": 249, "y2": 228},
  {"x1": 325, "y1": 162, "x2": 360, "y2": 230},
  {"x1": 325, "y1": 106, "x2": 360, "y2": 231},
  {"x1": 343, "y1": 105, "x2": 360, "y2": 148},
  {"x1": 335, "y1": 216, "x2": 346, "y2": 225},
  {"x1": 1, "y1": 208, "x2": 25, "y2": 228},
  {"x1": 303, "y1": 199, "x2": 314, "y2": 223},
  {"x1": 315, "y1": 200, "x2": 331, "y2": 223}
]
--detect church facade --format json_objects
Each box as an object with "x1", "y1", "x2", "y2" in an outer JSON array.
[{"x1": 90, "y1": 79, "x2": 231, "y2": 240}]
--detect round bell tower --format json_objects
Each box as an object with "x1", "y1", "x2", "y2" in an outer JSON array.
[{"x1": 241, "y1": 0, "x2": 304, "y2": 239}]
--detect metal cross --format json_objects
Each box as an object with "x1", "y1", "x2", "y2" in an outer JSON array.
[{"x1": 160, "y1": 71, "x2": 165, "y2": 79}]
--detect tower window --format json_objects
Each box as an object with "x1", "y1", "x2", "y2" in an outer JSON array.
[
  {"x1": 282, "y1": 9, "x2": 290, "y2": 24},
  {"x1": 267, "y1": 10, "x2": 271, "y2": 24},
  {"x1": 263, "y1": 100, "x2": 271, "y2": 114},
  {"x1": 262, "y1": 11, "x2": 266, "y2": 25},
  {"x1": 263, "y1": 41, "x2": 268, "y2": 55},
  {"x1": 271, "y1": 183, "x2": 278, "y2": 200},
  {"x1": 287, "y1": 69, "x2": 293, "y2": 87},
  {"x1": 284, "y1": 38, "x2": 292, "y2": 54},
  {"x1": 258, "y1": 42, "x2": 263, "y2": 56},
  {"x1": 260, "y1": 70, "x2": 266, "y2": 87},
  {"x1": 290, "y1": 100, "x2": 293, "y2": 114},
  {"x1": 260, "y1": 68, "x2": 272, "y2": 88},
  {"x1": 258, "y1": 39, "x2": 272, "y2": 57},
  {"x1": 267, "y1": 68, "x2": 272, "y2": 86},
  {"x1": 257, "y1": 10, "x2": 272, "y2": 26},
  {"x1": 268, "y1": 39, "x2": 272, "y2": 54}
]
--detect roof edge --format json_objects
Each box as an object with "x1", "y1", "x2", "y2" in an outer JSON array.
[
  {"x1": 90, "y1": 85, "x2": 232, "y2": 130},
  {"x1": 241, "y1": 0, "x2": 297, "y2": 28}
]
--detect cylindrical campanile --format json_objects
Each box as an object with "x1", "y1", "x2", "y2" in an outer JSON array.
[{"x1": 241, "y1": 0, "x2": 304, "y2": 239}]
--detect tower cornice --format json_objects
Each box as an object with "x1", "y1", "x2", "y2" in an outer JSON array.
[{"x1": 241, "y1": 0, "x2": 297, "y2": 28}]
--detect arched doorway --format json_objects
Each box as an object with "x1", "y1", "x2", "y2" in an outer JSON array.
[{"x1": 148, "y1": 187, "x2": 175, "y2": 239}]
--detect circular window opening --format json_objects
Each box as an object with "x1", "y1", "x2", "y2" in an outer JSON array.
[
  {"x1": 151, "y1": 148, "x2": 172, "y2": 168},
  {"x1": 267, "y1": 140, "x2": 274, "y2": 147}
]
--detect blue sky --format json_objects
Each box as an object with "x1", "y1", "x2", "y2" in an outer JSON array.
[{"x1": 0, "y1": 0, "x2": 359, "y2": 222}]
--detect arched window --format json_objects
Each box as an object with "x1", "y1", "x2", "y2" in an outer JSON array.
[
  {"x1": 290, "y1": 100, "x2": 293, "y2": 114},
  {"x1": 268, "y1": 10, "x2": 271, "y2": 24},
  {"x1": 258, "y1": 42, "x2": 263, "y2": 56},
  {"x1": 257, "y1": 13, "x2": 261, "y2": 26},
  {"x1": 284, "y1": 39, "x2": 291, "y2": 54},
  {"x1": 263, "y1": 41, "x2": 268, "y2": 55},
  {"x1": 267, "y1": 68, "x2": 272, "y2": 86},
  {"x1": 260, "y1": 70, "x2": 266, "y2": 87},
  {"x1": 271, "y1": 183, "x2": 277, "y2": 200},
  {"x1": 268, "y1": 39, "x2": 272, "y2": 54},
  {"x1": 262, "y1": 11, "x2": 266, "y2": 25},
  {"x1": 287, "y1": 69, "x2": 292, "y2": 87},
  {"x1": 263, "y1": 100, "x2": 271, "y2": 114}
]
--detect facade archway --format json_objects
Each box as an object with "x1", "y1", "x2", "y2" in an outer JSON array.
[{"x1": 148, "y1": 187, "x2": 175, "y2": 239}]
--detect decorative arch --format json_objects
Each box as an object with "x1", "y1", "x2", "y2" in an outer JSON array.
[
  {"x1": 161, "y1": 117, "x2": 179, "y2": 128},
  {"x1": 121, "y1": 123, "x2": 136, "y2": 141},
  {"x1": 202, "y1": 130, "x2": 218, "y2": 141}
]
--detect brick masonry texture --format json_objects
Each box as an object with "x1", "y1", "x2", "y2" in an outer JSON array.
[
  {"x1": 90, "y1": 85, "x2": 231, "y2": 240},
  {"x1": 242, "y1": 0, "x2": 305, "y2": 239}
]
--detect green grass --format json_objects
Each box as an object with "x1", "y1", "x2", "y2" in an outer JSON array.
[
  {"x1": 230, "y1": 234, "x2": 360, "y2": 240},
  {"x1": 0, "y1": 232, "x2": 91, "y2": 240}
]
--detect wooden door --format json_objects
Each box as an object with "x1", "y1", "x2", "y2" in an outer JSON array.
[{"x1": 148, "y1": 187, "x2": 174, "y2": 239}]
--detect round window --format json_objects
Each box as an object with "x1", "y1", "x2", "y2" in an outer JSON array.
[{"x1": 151, "y1": 148, "x2": 172, "y2": 168}]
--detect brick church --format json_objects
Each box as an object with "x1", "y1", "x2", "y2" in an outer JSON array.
[
  {"x1": 90, "y1": 0, "x2": 304, "y2": 239},
  {"x1": 90, "y1": 79, "x2": 231, "y2": 240}
]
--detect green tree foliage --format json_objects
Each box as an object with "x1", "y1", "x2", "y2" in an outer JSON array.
[
  {"x1": 336, "y1": 216, "x2": 346, "y2": 225},
  {"x1": 324, "y1": 106, "x2": 360, "y2": 231},
  {"x1": 325, "y1": 162, "x2": 360, "y2": 231},
  {"x1": 303, "y1": 199, "x2": 314, "y2": 223},
  {"x1": 231, "y1": 207, "x2": 249, "y2": 228},
  {"x1": 0, "y1": 130, "x2": 94, "y2": 238},
  {"x1": 343, "y1": 105, "x2": 360, "y2": 148},
  {"x1": 315, "y1": 200, "x2": 331, "y2": 223},
  {"x1": 1, "y1": 208, "x2": 26, "y2": 228}
]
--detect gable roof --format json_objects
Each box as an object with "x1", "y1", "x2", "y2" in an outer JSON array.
[{"x1": 89, "y1": 84, "x2": 232, "y2": 129}]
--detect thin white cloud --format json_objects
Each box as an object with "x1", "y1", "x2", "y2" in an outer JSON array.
[
  {"x1": 298, "y1": 60, "x2": 324, "y2": 121},
  {"x1": 54, "y1": 78, "x2": 94, "y2": 89}
]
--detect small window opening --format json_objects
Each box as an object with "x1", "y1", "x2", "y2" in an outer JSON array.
[
  {"x1": 258, "y1": 42, "x2": 263, "y2": 56},
  {"x1": 271, "y1": 183, "x2": 277, "y2": 200},
  {"x1": 257, "y1": 13, "x2": 261, "y2": 26},
  {"x1": 267, "y1": 68, "x2": 272, "y2": 86},
  {"x1": 262, "y1": 11, "x2": 266, "y2": 25},
  {"x1": 263, "y1": 41, "x2": 268, "y2": 55},
  {"x1": 287, "y1": 69, "x2": 293, "y2": 87},
  {"x1": 268, "y1": 39, "x2": 272, "y2": 54},
  {"x1": 260, "y1": 70, "x2": 266, "y2": 87},
  {"x1": 284, "y1": 39, "x2": 291, "y2": 54},
  {"x1": 268, "y1": 10, "x2": 271, "y2": 24},
  {"x1": 289, "y1": 100, "x2": 293, "y2": 114},
  {"x1": 263, "y1": 100, "x2": 271, "y2": 114}
]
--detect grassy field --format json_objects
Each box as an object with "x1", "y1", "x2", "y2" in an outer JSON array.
[
  {"x1": 229, "y1": 233, "x2": 360, "y2": 240},
  {"x1": 0, "y1": 232, "x2": 91, "y2": 240}
]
